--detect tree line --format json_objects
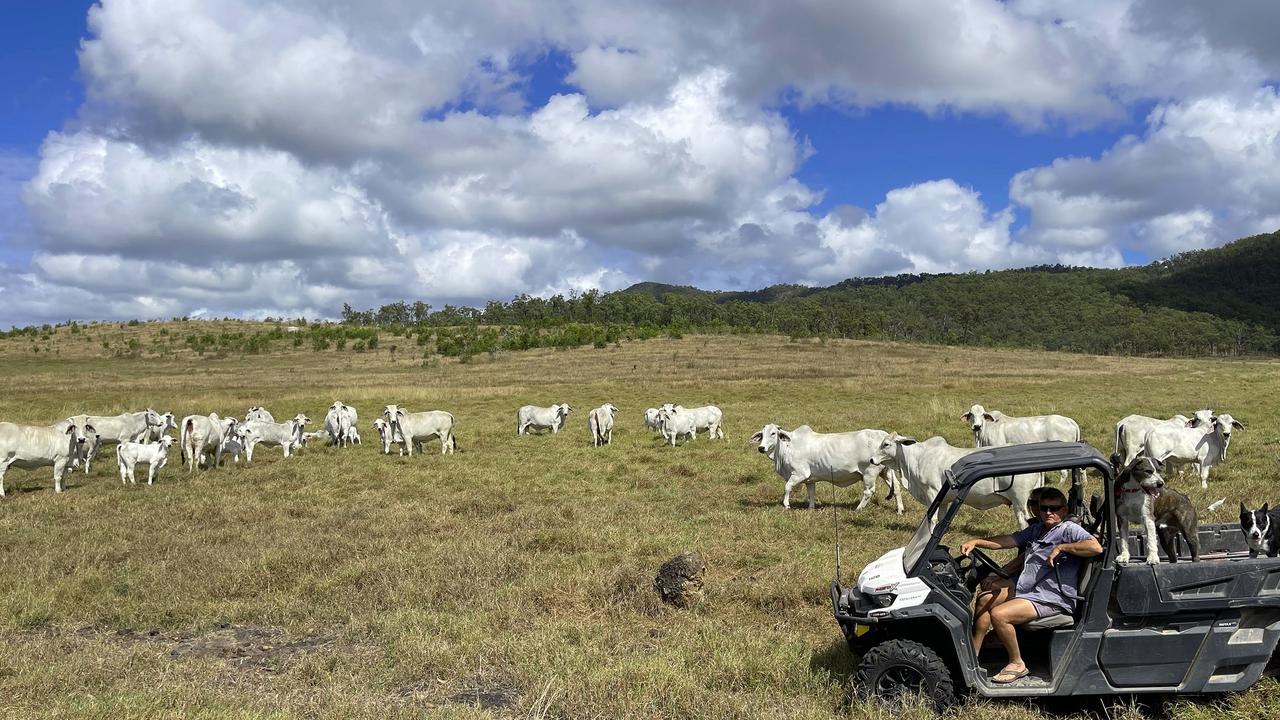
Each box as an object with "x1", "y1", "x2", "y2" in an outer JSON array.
[{"x1": 337, "y1": 231, "x2": 1280, "y2": 358}]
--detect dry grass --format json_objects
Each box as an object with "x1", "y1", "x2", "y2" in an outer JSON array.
[{"x1": 1, "y1": 328, "x2": 1278, "y2": 719}]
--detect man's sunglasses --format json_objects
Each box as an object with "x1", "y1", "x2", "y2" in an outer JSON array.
[{"x1": 1039, "y1": 503, "x2": 1065, "y2": 513}]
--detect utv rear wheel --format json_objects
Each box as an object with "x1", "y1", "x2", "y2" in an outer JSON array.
[{"x1": 856, "y1": 638, "x2": 957, "y2": 711}]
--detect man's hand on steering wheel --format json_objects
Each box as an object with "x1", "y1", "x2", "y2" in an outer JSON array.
[{"x1": 964, "y1": 547, "x2": 1010, "y2": 579}]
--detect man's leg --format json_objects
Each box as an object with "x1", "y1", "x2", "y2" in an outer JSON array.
[
  {"x1": 972, "y1": 580, "x2": 1012, "y2": 650},
  {"x1": 989, "y1": 598, "x2": 1040, "y2": 681}
]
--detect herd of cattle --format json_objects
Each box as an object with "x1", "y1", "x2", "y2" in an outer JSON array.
[
  {"x1": 751, "y1": 404, "x2": 1244, "y2": 529},
  {"x1": 0, "y1": 401, "x2": 1245, "y2": 521}
]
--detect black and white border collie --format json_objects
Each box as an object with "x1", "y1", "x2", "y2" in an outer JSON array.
[{"x1": 1240, "y1": 503, "x2": 1280, "y2": 558}]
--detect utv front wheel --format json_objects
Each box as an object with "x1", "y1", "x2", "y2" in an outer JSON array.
[{"x1": 856, "y1": 638, "x2": 957, "y2": 710}]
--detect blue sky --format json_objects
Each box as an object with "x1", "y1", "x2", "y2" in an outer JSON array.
[{"x1": 1, "y1": 1, "x2": 1277, "y2": 323}]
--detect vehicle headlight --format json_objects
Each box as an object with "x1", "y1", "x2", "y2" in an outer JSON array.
[{"x1": 871, "y1": 593, "x2": 897, "y2": 608}]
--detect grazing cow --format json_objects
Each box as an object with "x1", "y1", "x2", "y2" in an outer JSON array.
[
  {"x1": 0, "y1": 419, "x2": 95, "y2": 496},
  {"x1": 240, "y1": 414, "x2": 309, "y2": 461},
  {"x1": 659, "y1": 404, "x2": 724, "y2": 440},
  {"x1": 752, "y1": 424, "x2": 902, "y2": 513},
  {"x1": 517, "y1": 404, "x2": 572, "y2": 435},
  {"x1": 245, "y1": 406, "x2": 275, "y2": 423},
  {"x1": 643, "y1": 408, "x2": 662, "y2": 433},
  {"x1": 383, "y1": 405, "x2": 456, "y2": 455},
  {"x1": 58, "y1": 410, "x2": 165, "y2": 474},
  {"x1": 180, "y1": 414, "x2": 236, "y2": 471},
  {"x1": 871, "y1": 433, "x2": 1042, "y2": 528},
  {"x1": 117, "y1": 436, "x2": 175, "y2": 485},
  {"x1": 1143, "y1": 413, "x2": 1244, "y2": 489},
  {"x1": 588, "y1": 403, "x2": 619, "y2": 446}
]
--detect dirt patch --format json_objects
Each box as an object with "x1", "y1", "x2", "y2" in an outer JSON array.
[
  {"x1": 73, "y1": 623, "x2": 340, "y2": 672},
  {"x1": 397, "y1": 675, "x2": 522, "y2": 713}
]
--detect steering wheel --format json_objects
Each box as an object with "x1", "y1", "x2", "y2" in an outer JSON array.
[{"x1": 963, "y1": 548, "x2": 1009, "y2": 580}]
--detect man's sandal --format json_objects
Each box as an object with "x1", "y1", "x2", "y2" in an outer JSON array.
[{"x1": 992, "y1": 666, "x2": 1029, "y2": 683}]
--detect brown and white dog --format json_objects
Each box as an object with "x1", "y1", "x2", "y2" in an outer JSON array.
[{"x1": 1114, "y1": 455, "x2": 1200, "y2": 564}]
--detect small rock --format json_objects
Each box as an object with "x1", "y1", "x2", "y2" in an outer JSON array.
[{"x1": 655, "y1": 551, "x2": 706, "y2": 607}]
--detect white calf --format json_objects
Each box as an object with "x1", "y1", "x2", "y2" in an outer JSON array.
[
  {"x1": 117, "y1": 435, "x2": 175, "y2": 485},
  {"x1": 643, "y1": 408, "x2": 661, "y2": 433}
]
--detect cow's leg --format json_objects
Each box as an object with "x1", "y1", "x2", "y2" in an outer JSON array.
[
  {"x1": 119, "y1": 458, "x2": 129, "y2": 485},
  {"x1": 889, "y1": 469, "x2": 904, "y2": 514},
  {"x1": 1200, "y1": 462, "x2": 1211, "y2": 490},
  {"x1": 783, "y1": 475, "x2": 805, "y2": 509},
  {"x1": 0, "y1": 455, "x2": 15, "y2": 497},
  {"x1": 855, "y1": 471, "x2": 876, "y2": 511},
  {"x1": 147, "y1": 460, "x2": 156, "y2": 485},
  {"x1": 807, "y1": 480, "x2": 817, "y2": 510},
  {"x1": 54, "y1": 460, "x2": 68, "y2": 493}
]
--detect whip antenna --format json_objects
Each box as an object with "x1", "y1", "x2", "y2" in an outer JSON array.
[{"x1": 832, "y1": 469, "x2": 842, "y2": 584}]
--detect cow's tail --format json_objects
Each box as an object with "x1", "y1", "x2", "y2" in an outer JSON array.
[
  {"x1": 182, "y1": 418, "x2": 197, "y2": 472},
  {"x1": 1114, "y1": 422, "x2": 1124, "y2": 458}
]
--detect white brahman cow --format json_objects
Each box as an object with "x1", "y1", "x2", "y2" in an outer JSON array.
[
  {"x1": 142, "y1": 411, "x2": 178, "y2": 444},
  {"x1": 517, "y1": 404, "x2": 572, "y2": 435},
  {"x1": 870, "y1": 433, "x2": 1043, "y2": 528},
  {"x1": 245, "y1": 406, "x2": 275, "y2": 423},
  {"x1": 1114, "y1": 410, "x2": 1213, "y2": 465},
  {"x1": 752, "y1": 423, "x2": 902, "y2": 513},
  {"x1": 324, "y1": 401, "x2": 358, "y2": 446},
  {"x1": 384, "y1": 405, "x2": 457, "y2": 455},
  {"x1": 1143, "y1": 413, "x2": 1243, "y2": 489},
  {"x1": 59, "y1": 410, "x2": 164, "y2": 474},
  {"x1": 240, "y1": 414, "x2": 309, "y2": 461},
  {"x1": 588, "y1": 403, "x2": 619, "y2": 446},
  {"x1": 643, "y1": 408, "x2": 662, "y2": 433},
  {"x1": 117, "y1": 435, "x2": 175, "y2": 485},
  {"x1": 180, "y1": 414, "x2": 236, "y2": 471},
  {"x1": 0, "y1": 419, "x2": 95, "y2": 496},
  {"x1": 657, "y1": 404, "x2": 724, "y2": 443}
]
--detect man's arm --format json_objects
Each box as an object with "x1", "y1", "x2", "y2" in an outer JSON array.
[
  {"x1": 1047, "y1": 537, "x2": 1103, "y2": 567},
  {"x1": 960, "y1": 534, "x2": 1018, "y2": 556}
]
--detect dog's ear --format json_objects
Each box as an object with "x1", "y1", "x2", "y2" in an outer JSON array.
[
  {"x1": 1242, "y1": 501, "x2": 1250, "y2": 516},
  {"x1": 1109, "y1": 452, "x2": 1122, "y2": 468},
  {"x1": 1264, "y1": 503, "x2": 1270, "y2": 515}
]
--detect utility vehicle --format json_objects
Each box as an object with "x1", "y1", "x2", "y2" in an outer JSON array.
[{"x1": 831, "y1": 441, "x2": 1280, "y2": 708}]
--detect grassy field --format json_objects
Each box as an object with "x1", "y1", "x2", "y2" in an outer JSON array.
[{"x1": 1, "y1": 328, "x2": 1278, "y2": 719}]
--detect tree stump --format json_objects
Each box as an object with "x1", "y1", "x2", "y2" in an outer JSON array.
[{"x1": 655, "y1": 551, "x2": 706, "y2": 607}]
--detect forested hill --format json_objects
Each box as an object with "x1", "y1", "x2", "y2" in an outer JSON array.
[
  {"x1": 327, "y1": 230, "x2": 1280, "y2": 358},
  {"x1": 612, "y1": 231, "x2": 1280, "y2": 356}
]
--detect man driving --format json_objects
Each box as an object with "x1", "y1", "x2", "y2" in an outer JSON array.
[{"x1": 960, "y1": 487, "x2": 1102, "y2": 683}]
